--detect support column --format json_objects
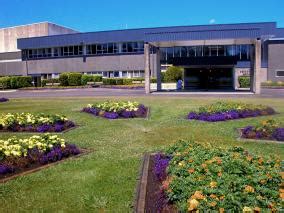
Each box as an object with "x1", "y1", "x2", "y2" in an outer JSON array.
[
  {"x1": 253, "y1": 39, "x2": 261, "y2": 94},
  {"x1": 156, "y1": 48, "x2": 162, "y2": 91},
  {"x1": 144, "y1": 43, "x2": 151, "y2": 94}
]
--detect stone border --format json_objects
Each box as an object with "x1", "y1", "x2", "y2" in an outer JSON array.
[
  {"x1": 237, "y1": 128, "x2": 284, "y2": 144},
  {"x1": 133, "y1": 153, "x2": 151, "y2": 213},
  {"x1": 0, "y1": 148, "x2": 91, "y2": 184}
]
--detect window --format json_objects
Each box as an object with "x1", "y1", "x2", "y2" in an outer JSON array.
[
  {"x1": 218, "y1": 45, "x2": 225, "y2": 56},
  {"x1": 122, "y1": 71, "x2": 128, "y2": 77},
  {"x1": 188, "y1": 47, "x2": 196, "y2": 57},
  {"x1": 203, "y1": 46, "x2": 210, "y2": 56},
  {"x1": 196, "y1": 46, "x2": 203, "y2": 57},
  {"x1": 240, "y1": 45, "x2": 250, "y2": 60},
  {"x1": 276, "y1": 70, "x2": 284, "y2": 77},
  {"x1": 210, "y1": 46, "x2": 218, "y2": 56},
  {"x1": 180, "y1": 47, "x2": 187, "y2": 57},
  {"x1": 226, "y1": 45, "x2": 235, "y2": 56}
]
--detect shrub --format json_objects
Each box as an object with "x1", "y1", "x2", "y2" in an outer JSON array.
[
  {"x1": 151, "y1": 78, "x2": 157, "y2": 83},
  {"x1": 122, "y1": 79, "x2": 133, "y2": 85},
  {"x1": 159, "y1": 140, "x2": 282, "y2": 211},
  {"x1": 67, "y1": 73, "x2": 82, "y2": 86},
  {"x1": 93, "y1": 75, "x2": 102, "y2": 82},
  {"x1": 59, "y1": 73, "x2": 69, "y2": 86},
  {"x1": 82, "y1": 101, "x2": 148, "y2": 119},
  {"x1": 102, "y1": 78, "x2": 117, "y2": 85},
  {"x1": 238, "y1": 76, "x2": 250, "y2": 88},
  {"x1": 81, "y1": 75, "x2": 94, "y2": 85},
  {"x1": 164, "y1": 66, "x2": 183, "y2": 82},
  {"x1": 0, "y1": 77, "x2": 11, "y2": 89},
  {"x1": 5, "y1": 76, "x2": 32, "y2": 89},
  {"x1": 41, "y1": 78, "x2": 60, "y2": 87}
]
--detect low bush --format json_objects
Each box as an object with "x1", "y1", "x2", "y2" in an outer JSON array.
[
  {"x1": 82, "y1": 101, "x2": 148, "y2": 119},
  {"x1": 154, "y1": 140, "x2": 282, "y2": 211},
  {"x1": 0, "y1": 134, "x2": 80, "y2": 176},
  {"x1": 67, "y1": 73, "x2": 82, "y2": 86},
  {"x1": 261, "y1": 81, "x2": 284, "y2": 87},
  {"x1": 238, "y1": 76, "x2": 250, "y2": 88},
  {"x1": 0, "y1": 76, "x2": 32, "y2": 89},
  {"x1": 188, "y1": 101, "x2": 276, "y2": 122},
  {"x1": 241, "y1": 119, "x2": 284, "y2": 141},
  {"x1": 59, "y1": 73, "x2": 69, "y2": 86},
  {"x1": 81, "y1": 75, "x2": 94, "y2": 85},
  {"x1": 93, "y1": 75, "x2": 103, "y2": 82},
  {"x1": 0, "y1": 113, "x2": 75, "y2": 133},
  {"x1": 41, "y1": 78, "x2": 60, "y2": 87}
]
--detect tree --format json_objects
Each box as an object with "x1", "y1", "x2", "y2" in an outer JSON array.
[{"x1": 164, "y1": 66, "x2": 184, "y2": 82}]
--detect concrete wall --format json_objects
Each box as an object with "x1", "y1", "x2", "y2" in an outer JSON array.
[
  {"x1": 0, "y1": 22, "x2": 77, "y2": 53},
  {"x1": 0, "y1": 61, "x2": 26, "y2": 76},
  {"x1": 26, "y1": 54, "x2": 147, "y2": 75},
  {"x1": 268, "y1": 43, "x2": 284, "y2": 81},
  {"x1": 0, "y1": 53, "x2": 159, "y2": 76}
]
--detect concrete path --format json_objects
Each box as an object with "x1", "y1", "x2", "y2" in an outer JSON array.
[{"x1": 0, "y1": 88, "x2": 283, "y2": 99}]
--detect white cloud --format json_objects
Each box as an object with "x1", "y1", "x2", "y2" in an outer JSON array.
[{"x1": 209, "y1": 19, "x2": 216, "y2": 24}]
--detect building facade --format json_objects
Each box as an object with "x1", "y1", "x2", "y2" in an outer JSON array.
[{"x1": 0, "y1": 22, "x2": 284, "y2": 93}]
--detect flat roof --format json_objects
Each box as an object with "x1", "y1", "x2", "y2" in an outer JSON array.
[{"x1": 17, "y1": 22, "x2": 281, "y2": 49}]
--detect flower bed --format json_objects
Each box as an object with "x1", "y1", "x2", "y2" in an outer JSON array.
[
  {"x1": 0, "y1": 134, "x2": 80, "y2": 177},
  {"x1": 241, "y1": 119, "x2": 284, "y2": 142},
  {"x1": 0, "y1": 113, "x2": 75, "y2": 132},
  {"x1": 0, "y1": 98, "x2": 9, "y2": 103},
  {"x1": 188, "y1": 101, "x2": 275, "y2": 122},
  {"x1": 82, "y1": 101, "x2": 148, "y2": 119},
  {"x1": 153, "y1": 141, "x2": 282, "y2": 212}
]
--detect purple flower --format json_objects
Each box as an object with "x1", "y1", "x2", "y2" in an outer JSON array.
[
  {"x1": 154, "y1": 153, "x2": 171, "y2": 181},
  {"x1": 188, "y1": 112, "x2": 198, "y2": 120},
  {"x1": 242, "y1": 126, "x2": 253, "y2": 136},
  {"x1": 0, "y1": 164, "x2": 13, "y2": 175},
  {"x1": 121, "y1": 110, "x2": 134, "y2": 118},
  {"x1": 104, "y1": 112, "x2": 119, "y2": 119},
  {"x1": 82, "y1": 107, "x2": 100, "y2": 116},
  {"x1": 0, "y1": 98, "x2": 9, "y2": 102},
  {"x1": 273, "y1": 128, "x2": 284, "y2": 141},
  {"x1": 37, "y1": 124, "x2": 51, "y2": 133},
  {"x1": 55, "y1": 124, "x2": 64, "y2": 132}
]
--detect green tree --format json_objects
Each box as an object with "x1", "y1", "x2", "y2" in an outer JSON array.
[{"x1": 164, "y1": 66, "x2": 183, "y2": 82}]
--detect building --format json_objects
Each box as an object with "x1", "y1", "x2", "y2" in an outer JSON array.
[{"x1": 0, "y1": 21, "x2": 284, "y2": 93}]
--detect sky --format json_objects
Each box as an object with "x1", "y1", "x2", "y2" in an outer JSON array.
[{"x1": 0, "y1": 0, "x2": 283, "y2": 32}]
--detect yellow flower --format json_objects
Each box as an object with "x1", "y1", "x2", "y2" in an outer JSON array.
[
  {"x1": 244, "y1": 185, "x2": 255, "y2": 193},
  {"x1": 191, "y1": 191, "x2": 205, "y2": 200},
  {"x1": 210, "y1": 181, "x2": 217, "y2": 188},
  {"x1": 243, "y1": 206, "x2": 253, "y2": 212},
  {"x1": 188, "y1": 199, "x2": 199, "y2": 211}
]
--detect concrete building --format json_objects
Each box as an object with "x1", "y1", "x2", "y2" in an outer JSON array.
[{"x1": 0, "y1": 21, "x2": 284, "y2": 93}]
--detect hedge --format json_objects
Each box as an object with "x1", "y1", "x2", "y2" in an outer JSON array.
[
  {"x1": 0, "y1": 76, "x2": 32, "y2": 89},
  {"x1": 68, "y1": 73, "x2": 82, "y2": 86},
  {"x1": 238, "y1": 76, "x2": 250, "y2": 88},
  {"x1": 41, "y1": 78, "x2": 60, "y2": 86},
  {"x1": 59, "y1": 73, "x2": 69, "y2": 86},
  {"x1": 102, "y1": 78, "x2": 156, "y2": 85}
]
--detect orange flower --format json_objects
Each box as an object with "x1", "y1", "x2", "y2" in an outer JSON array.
[
  {"x1": 266, "y1": 173, "x2": 273, "y2": 180},
  {"x1": 201, "y1": 163, "x2": 207, "y2": 168},
  {"x1": 209, "y1": 201, "x2": 217, "y2": 207},
  {"x1": 188, "y1": 168, "x2": 195, "y2": 174},
  {"x1": 246, "y1": 156, "x2": 253, "y2": 161},
  {"x1": 280, "y1": 172, "x2": 284, "y2": 179},
  {"x1": 210, "y1": 181, "x2": 217, "y2": 188},
  {"x1": 191, "y1": 191, "x2": 205, "y2": 200},
  {"x1": 258, "y1": 158, "x2": 264, "y2": 165},
  {"x1": 188, "y1": 159, "x2": 194, "y2": 163},
  {"x1": 188, "y1": 199, "x2": 199, "y2": 211},
  {"x1": 216, "y1": 158, "x2": 222, "y2": 165},
  {"x1": 254, "y1": 207, "x2": 261, "y2": 212},
  {"x1": 219, "y1": 195, "x2": 225, "y2": 200},
  {"x1": 218, "y1": 172, "x2": 222, "y2": 177},
  {"x1": 260, "y1": 179, "x2": 266, "y2": 184},
  {"x1": 280, "y1": 189, "x2": 284, "y2": 199},
  {"x1": 210, "y1": 194, "x2": 218, "y2": 199},
  {"x1": 219, "y1": 208, "x2": 225, "y2": 213},
  {"x1": 244, "y1": 185, "x2": 255, "y2": 193}
]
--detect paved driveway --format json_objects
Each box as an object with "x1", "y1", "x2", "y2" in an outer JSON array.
[{"x1": 0, "y1": 88, "x2": 283, "y2": 99}]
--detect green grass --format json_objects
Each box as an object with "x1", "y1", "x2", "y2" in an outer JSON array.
[{"x1": 0, "y1": 96, "x2": 283, "y2": 212}]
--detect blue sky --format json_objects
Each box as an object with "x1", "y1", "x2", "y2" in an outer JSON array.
[{"x1": 1, "y1": 0, "x2": 283, "y2": 31}]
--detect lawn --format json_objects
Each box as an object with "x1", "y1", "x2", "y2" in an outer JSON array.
[{"x1": 0, "y1": 96, "x2": 283, "y2": 212}]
